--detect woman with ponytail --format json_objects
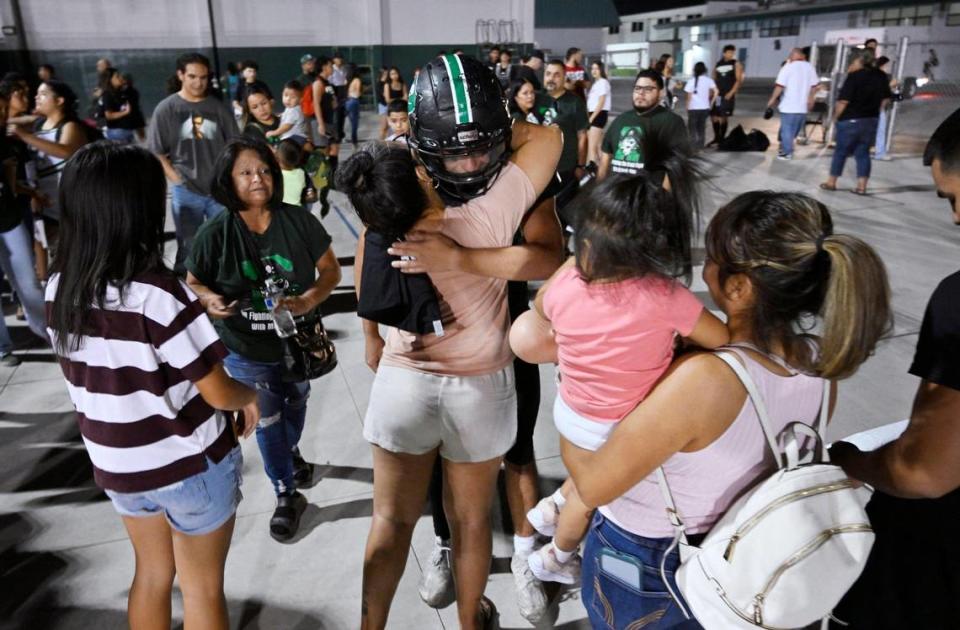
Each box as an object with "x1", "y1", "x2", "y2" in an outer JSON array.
[{"x1": 560, "y1": 191, "x2": 892, "y2": 629}]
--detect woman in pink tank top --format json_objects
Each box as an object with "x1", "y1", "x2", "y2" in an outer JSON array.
[{"x1": 562, "y1": 191, "x2": 893, "y2": 629}]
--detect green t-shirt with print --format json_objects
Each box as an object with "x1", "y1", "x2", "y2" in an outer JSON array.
[
  {"x1": 186, "y1": 204, "x2": 332, "y2": 362},
  {"x1": 601, "y1": 106, "x2": 688, "y2": 176},
  {"x1": 533, "y1": 91, "x2": 589, "y2": 173}
]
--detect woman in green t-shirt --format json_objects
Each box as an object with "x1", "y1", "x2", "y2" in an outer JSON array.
[{"x1": 186, "y1": 138, "x2": 341, "y2": 542}]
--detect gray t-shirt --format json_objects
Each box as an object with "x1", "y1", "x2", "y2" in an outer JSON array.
[{"x1": 147, "y1": 94, "x2": 239, "y2": 195}]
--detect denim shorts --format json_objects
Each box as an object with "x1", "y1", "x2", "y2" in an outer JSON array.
[{"x1": 105, "y1": 447, "x2": 243, "y2": 536}]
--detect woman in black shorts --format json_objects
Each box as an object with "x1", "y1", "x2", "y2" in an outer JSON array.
[{"x1": 586, "y1": 61, "x2": 611, "y2": 167}]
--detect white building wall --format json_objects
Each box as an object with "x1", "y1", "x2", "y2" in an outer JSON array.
[
  {"x1": 7, "y1": 0, "x2": 535, "y2": 50},
  {"x1": 534, "y1": 27, "x2": 606, "y2": 57},
  {"x1": 678, "y1": 4, "x2": 960, "y2": 80}
]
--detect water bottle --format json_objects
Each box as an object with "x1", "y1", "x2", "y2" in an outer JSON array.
[{"x1": 262, "y1": 278, "x2": 297, "y2": 338}]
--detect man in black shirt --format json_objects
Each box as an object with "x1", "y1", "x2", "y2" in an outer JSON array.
[
  {"x1": 535, "y1": 59, "x2": 589, "y2": 223},
  {"x1": 709, "y1": 44, "x2": 744, "y2": 145},
  {"x1": 598, "y1": 69, "x2": 688, "y2": 180},
  {"x1": 831, "y1": 108, "x2": 960, "y2": 628}
]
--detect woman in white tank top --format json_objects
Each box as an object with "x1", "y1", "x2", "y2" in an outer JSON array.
[
  {"x1": 562, "y1": 191, "x2": 892, "y2": 629},
  {"x1": 10, "y1": 80, "x2": 87, "y2": 280}
]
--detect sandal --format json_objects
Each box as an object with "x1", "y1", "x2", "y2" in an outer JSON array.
[
  {"x1": 270, "y1": 491, "x2": 307, "y2": 542},
  {"x1": 852, "y1": 188, "x2": 869, "y2": 196},
  {"x1": 292, "y1": 449, "x2": 314, "y2": 488},
  {"x1": 478, "y1": 596, "x2": 500, "y2": 630},
  {"x1": 819, "y1": 183, "x2": 837, "y2": 191}
]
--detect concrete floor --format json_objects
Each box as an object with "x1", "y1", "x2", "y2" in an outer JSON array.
[{"x1": 1, "y1": 81, "x2": 958, "y2": 629}]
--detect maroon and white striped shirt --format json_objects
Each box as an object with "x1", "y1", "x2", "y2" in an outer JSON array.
[{"x1": 46, "y1": 272, "x2": 236, "y2": 493}]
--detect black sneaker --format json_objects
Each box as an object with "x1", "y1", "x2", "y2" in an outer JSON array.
[{"x1": 292, "y1": 448, "x2": 313, "y2": 487}]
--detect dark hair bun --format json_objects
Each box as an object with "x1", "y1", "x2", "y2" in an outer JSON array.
[{"x1": 336, "y1": 151, "x2": 376, "y2": 194}]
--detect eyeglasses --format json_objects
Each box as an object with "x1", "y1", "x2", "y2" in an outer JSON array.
[{"x1": 633, "y1": 85, "x2": 659, "y2": 94}]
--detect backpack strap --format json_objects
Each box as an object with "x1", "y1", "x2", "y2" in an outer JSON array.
[
  {"x1": 655, "y1": 466, "x2": 694, "y2": 621},
  {"x1": 715, "y1": 350, "x2": 786, "y2": 469}
]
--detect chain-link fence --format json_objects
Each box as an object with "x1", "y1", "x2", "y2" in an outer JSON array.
[{"x1": 814, "y1": 38, "x2": 960, "y2": 154}]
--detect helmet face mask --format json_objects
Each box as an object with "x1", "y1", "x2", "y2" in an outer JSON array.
[{"x1": 408, "y1": 53, "x2": 512, "y2": 203}]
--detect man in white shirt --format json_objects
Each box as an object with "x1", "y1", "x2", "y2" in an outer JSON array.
[{"x1": 766, "y1": 48, "x2": 821, "y2": 160}]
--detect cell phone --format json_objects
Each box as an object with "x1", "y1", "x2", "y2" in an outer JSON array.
[{"x1": 598, "y1": 547, "x2": 643, "y2": 591}]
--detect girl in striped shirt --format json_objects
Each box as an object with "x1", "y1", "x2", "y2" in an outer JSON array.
[{"x1": 47, "y1": 142, "x2": 259, "y2": 630}]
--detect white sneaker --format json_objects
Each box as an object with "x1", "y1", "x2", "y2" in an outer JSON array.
[
  {"x1": 526, "y1": 496, "x2": 560, "y2": 537},
  {"x1": 776, "y1": 153, "x2": 792, "y2": 161},
  {"x1": 527, "y1": 542, "x2": 581, "y2": 585},
  {"x1": 511, "y1": 551, "x2": 548, "y2": 624},
  {"x1": 418, "y1": 537, "x2": 455, "y2": 608}
]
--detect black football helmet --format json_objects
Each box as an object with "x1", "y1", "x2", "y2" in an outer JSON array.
[{"x1": 408, "y1": 53, "x2": 512, "y2": 202}]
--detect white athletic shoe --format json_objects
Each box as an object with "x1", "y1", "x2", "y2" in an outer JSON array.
[
  {"x1": 528, "y1": 542, "x2": 581, "y2": 585},
  {"x1": 526, "y1": 496, "x2": 560, "y2": 537},
  {"x1": 418, "y1": 537, "x2": 455, "y2": 608},
  {"x1": 511, "y1": 550, "x2": 549, "y2": 624}
]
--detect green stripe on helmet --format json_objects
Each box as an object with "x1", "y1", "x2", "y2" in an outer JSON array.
[{"x1": 442, "y1": 54, "x2": 473, "y2": 125}]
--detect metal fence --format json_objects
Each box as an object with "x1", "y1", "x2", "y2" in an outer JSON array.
[{"x1": 815, "y1": 38, "x2": 960, "y2": 153}]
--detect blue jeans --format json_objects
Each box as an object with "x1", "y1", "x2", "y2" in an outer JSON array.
[
  {"x1": 874, "y1": 109, "x2": 888, "y2": 158},
  {"x1": 223, "y1": 352, "x2": 310, "y2": 496},
  {"x1": 345, "y1": 97, "x2": 360, "y2": 145},
  {"x1": 582, "y1": 513, "x2": 703, "y2": 630},
  {"x1": 170, "y1": 184, "x2": 225, "y2": 275},
  {"x1": 778, "y1": 112, "x2": 807, "y2": 157},
  {"x1": 105, "y1": 128, "x2": 135, "y2": 144},
  {"x1": 0, "y1": 224, "x2": 48, "y2": 355},
  {"x1": 830, "y1": 118, "x2": 879, "y2": 179}
]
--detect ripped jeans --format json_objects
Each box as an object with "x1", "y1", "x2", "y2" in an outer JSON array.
[{"x1": 224, "y1": 352, "x2": 310, "y2": 496}]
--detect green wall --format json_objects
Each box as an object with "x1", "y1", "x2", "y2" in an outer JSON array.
[{"x1": 11, "y1": 42, "x2": 532, "y2": 117}]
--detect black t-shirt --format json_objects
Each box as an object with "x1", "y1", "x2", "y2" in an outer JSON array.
[
  {"x1": 601, "y1": 106, "x2": 688, "y2": 176},
  {"x1": 243, "y1": 117, "x2": 280, "y2": 144},
  {"x1": 376, "y1": 80, "x2": 387, "y2": 105},
  {"x1": 514, "y1": 65, "x2": 542, "y2": 92},
  {"x1": 909, "y1": 270, "x2": 960, "y2": 390},
  {"x1": 834, "y1": 271, "x2": 960, "y2": 627},
  {"x1": 714, "y1": 58, "x2": 739, "y2": 95},
  {"x1": 122, "y1": 86, "x2": 145, "y2": 128},
  {"x1": 316, "y1": 77, "x2": 337, "y2": 123},
  {"x1": 837, "y1": 69, "x2": 892, "y2": 120},
  {"x1": 0, "y1": 138, "x2": 21, "y2": 233},
  {"x1": 357, "y1": 231, "x2": 443, "y2": 336},
  {"x1": 102, "y1": 89, "x2": 138, "y2": 130},
  {"x1": 533, "y1": 91, "x2": 589, "y2": 173}
]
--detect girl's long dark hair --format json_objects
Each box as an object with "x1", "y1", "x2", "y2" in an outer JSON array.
[{"x1": 50, "y1": 142, "x2": 170, "y2": 354}]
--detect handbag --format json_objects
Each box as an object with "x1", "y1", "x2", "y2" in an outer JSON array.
[
  {"x1": 656, "y1": 348, "x2": 874, "y2": 629},
  {"x1": 233, "y1": 211, "x2": 337, "y2": 382}
]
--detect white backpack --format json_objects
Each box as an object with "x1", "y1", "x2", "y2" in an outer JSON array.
[{"x1": 656, "y1": 350, "x2": 875, "y2": 629}]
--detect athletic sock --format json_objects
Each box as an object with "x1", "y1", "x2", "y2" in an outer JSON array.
[
  {"x1": 514, "y1": 534, "x2": 536, "y2": 555},
  {"x1": 553, "y1": 544, "x2": 575, "y2": 563},
  {"x1": 552, "y1": 488, "x2": 567, "y2": 509}
]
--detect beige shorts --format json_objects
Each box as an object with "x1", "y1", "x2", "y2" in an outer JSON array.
[{"x1": 363, "y1": 365, "x2": 517, "y2": 463}]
